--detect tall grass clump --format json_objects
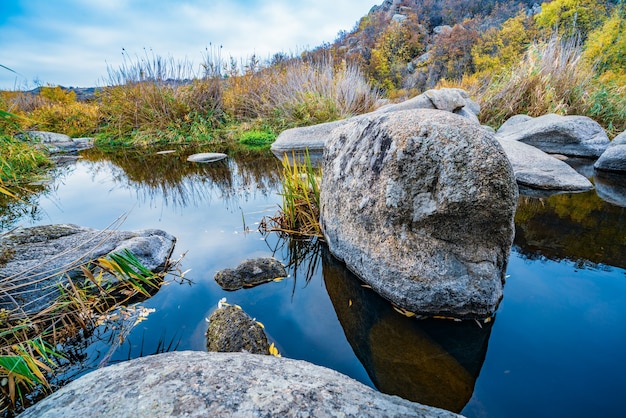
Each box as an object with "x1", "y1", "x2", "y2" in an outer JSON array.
[
  {"x1": 98, "y1": 49, "x2": 224, "y2": 145},
  {"x1": 261, "y1": 152, "x2": 322, "y2": 238},
  {"x1": 223, "y1": 56, "x2": 380, "y2": 130},
  {"x1": 476, "y1": 35, "x2": 594, "y2": 128},
  {"x1": 0, "y1": 135, "x2": 50, "y2": 185}
]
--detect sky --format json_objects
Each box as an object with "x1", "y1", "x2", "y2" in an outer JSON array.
[{"x1": 0, "y1": 0, "x2": 376, "y2": 89}]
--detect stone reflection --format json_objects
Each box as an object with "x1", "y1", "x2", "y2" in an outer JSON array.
[
  {"x1": 81, "y1": 147, "x2": 282, "y2": 209},
  {"x1": 514, "y1": 191, "x2": 626, "y2": 269},
  {"x1": 322, "y1": 250, "x2": 492, "y2": 413},
  {"x1": 594, "y1": 171, "x2": 626, "y2": 208}
]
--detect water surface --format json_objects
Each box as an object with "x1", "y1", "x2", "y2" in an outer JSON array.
[{"x1": 3, "y1": 148, "x2": 625, "y2": 417}]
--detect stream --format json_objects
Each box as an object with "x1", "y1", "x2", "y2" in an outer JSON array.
[{"x1": 2, "y1": 146, "x2": 625, "y2": 417}]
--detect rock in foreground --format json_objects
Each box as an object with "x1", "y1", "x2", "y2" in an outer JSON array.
[
  {"x1": 0, "y1": 224, "x2": 176, "y2": 313},
  {"x1": 321, "y1": 109, "x2": 518, "y2": 319},
  {"x1": 20, "y1": 351, "x2": 462, "y2": 418}
]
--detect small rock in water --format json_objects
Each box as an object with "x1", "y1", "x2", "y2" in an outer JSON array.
[
  {"x1": 206, "y1": 304, "x2": 269, "y2": 354},
  {"x1": 187, "y1": 152, "x2": 227, "y2": 163},
  {"x1": 215, "y1": 257, "x2": 287, "y2": 290}
]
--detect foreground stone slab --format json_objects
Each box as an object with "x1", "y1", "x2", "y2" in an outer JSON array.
[
  {"x1": 20, "y1": 351, "x2": 463, "y2": 418},
  {"x1": 495, "y1": 113, "x2": 610, "y2": 157},
  {"x1": 0, "y1": 224, "x2": 176, "y2": 314},
  {"x1": 322, "y1": 109, "x2": 518, "y2": 319}
]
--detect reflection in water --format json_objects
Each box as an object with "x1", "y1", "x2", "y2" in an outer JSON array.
[
  {"x1": 322, "y1": 249, "x2": 492, "y2": 413},
  {"x1": 81, "y1": 147, "x2": 282, "y2": 210},
  {"x1": 594, "y1": 171, "x2": 626, "y2": 208},
  {"x1": 514, "y1": 191, "x2": 626, "y2": 269}
]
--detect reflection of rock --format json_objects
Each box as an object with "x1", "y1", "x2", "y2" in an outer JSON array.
[
  {"x1": 206, "y1": 304, "x2": 269, "y2": 354},
  {"x1": 514, "y1": 193, "x2": 626, "y2": 269},
  {"x1": 495, "y1": 114, "x2": 609, "y2": 157},
  {"x1": 323, "y1": 250, "x2": 490, "y2": 413},
  {"x1": 186, "y1": 152, "x2": 227, "y2": 163},
  {"x1": 0, "y1": 224, "x2": 176, "y2": 313},
  {"x1": 214, "y1": 257, "x2": 287, "y2": 291},
  {"x1": 594, "y1": 171, "x2": 626, "y2": 207},
  {"x1": 322, "y1": 109, "x2": 517, "y2": 318},
  {"x1": 21, "y1": 351, "x2": 462, "y2": 417}
]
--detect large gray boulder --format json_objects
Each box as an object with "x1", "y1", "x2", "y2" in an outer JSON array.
[
  {"x1": 497, "y1": 138, "x2": 593, "y2": 191},
  {"x1": 495, "y1": 114, "x2": 610, "y2": 157},
  {"x1": 206, "y1": 303, "x2": 269, "y2": 354},
  {"x1": 271, "y1": 88, "x2": 480, "y2": 161},
  {"x1": 20, "y1": 131, "x2": 94, "y2": 153},
  {"x1": 20, "y1": 351, "x2": 462, "y2": 418},
  {"x1": 0, "y1": 224, "x2": 176, "y2": 313},
  {"x1": 594, "y1": 131, "x2": 626, "y2": 173},
  {"x1": 321, "y1": 109, "x2": 518, "y2": 319}
]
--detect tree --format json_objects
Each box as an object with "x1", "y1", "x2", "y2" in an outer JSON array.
[
  {"x1": 535, "y1": 0, "x2": 609, "y2": 40},
  {"x1": 583, "y1": 3, "x2": 625, "y2": 72},
  {"x1": 472, "y1": 12, "x2": 533, "y2": 73}
]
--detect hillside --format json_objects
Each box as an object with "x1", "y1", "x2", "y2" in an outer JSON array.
[{"x1": 304, "y1": 0, "x2": 624, "y2": 134}]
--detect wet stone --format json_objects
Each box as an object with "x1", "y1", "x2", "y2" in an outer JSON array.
[
  {"x1": 206, "y1": 304, "x2": 269, "y2": 354},
  {"x1": 214, "y1": 257, "x2": 287, "y2": 290},
  {"x1": 186, "y1": 152, "x2": 227, "y2": 163}
]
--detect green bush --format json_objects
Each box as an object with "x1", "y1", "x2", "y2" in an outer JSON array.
[{"x1": 239, "y1": 130, "x2": 276, "y2": 149}]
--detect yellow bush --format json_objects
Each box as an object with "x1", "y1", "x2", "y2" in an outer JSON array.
[
  {"x1": 29, "y1": 101, "x2": 101, "y2": 137},
  {"x1": 39, "y1": 86, "x2": 76, "y2": 104}
]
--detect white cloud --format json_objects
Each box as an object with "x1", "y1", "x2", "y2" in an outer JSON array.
[{"x1": 0, "y1": 0, "x2": 373, "y2": 89}]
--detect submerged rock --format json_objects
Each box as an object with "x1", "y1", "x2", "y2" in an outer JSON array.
[
  {"x1": 321, "y1": 109, "x2": 518, "y2": 319},
  {"x1": 206, "y1": 303, "x2": 269, "y2": 354},
  {"x1": 594, "y1": 131, "x2": 626, "y2": 173},
  {"x1": 495, "y1": 114, "x2": 610, "y2": 157},
  {"x1": 497, "y1": 138, "x2": 593, "y2": 192},
  {"x1": 20, "y1": 351, "x2": 463, "y2": 418},
  {"x1": 0, "y1": 224, "x2": 176, "y2": 314},
  {"x1": 186, "y1": 152, "x2": 227, "y2": 163},
  {"x1": 214, "y1": 257, "x2": 286, "y2": 291}
]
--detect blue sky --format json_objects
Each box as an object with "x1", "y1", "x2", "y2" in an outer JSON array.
[{"x1": 0, "y1": 0, "x2": 374, "y2": 89}]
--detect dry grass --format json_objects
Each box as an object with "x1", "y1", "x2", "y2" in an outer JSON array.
[
  {"x1": 475, "y1": 36, "x2": 593, "y2": 128},
  {"x1": 223, "y1": 57, "x2": 380, "y2": 129},
  {"x1": 261, "y1": 152, "x2": 322, "y2": 238}
]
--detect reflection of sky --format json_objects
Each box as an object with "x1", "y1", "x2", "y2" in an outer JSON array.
[
  {"x1": 464, "y1": 251, "x2": 626, "y2": 418},
  {"x1": 12, "y1": 156, "x2": 626, "y2": 417},
  {"x1": 28, "y1": 157, "x2": 374, "y2": 389}
]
